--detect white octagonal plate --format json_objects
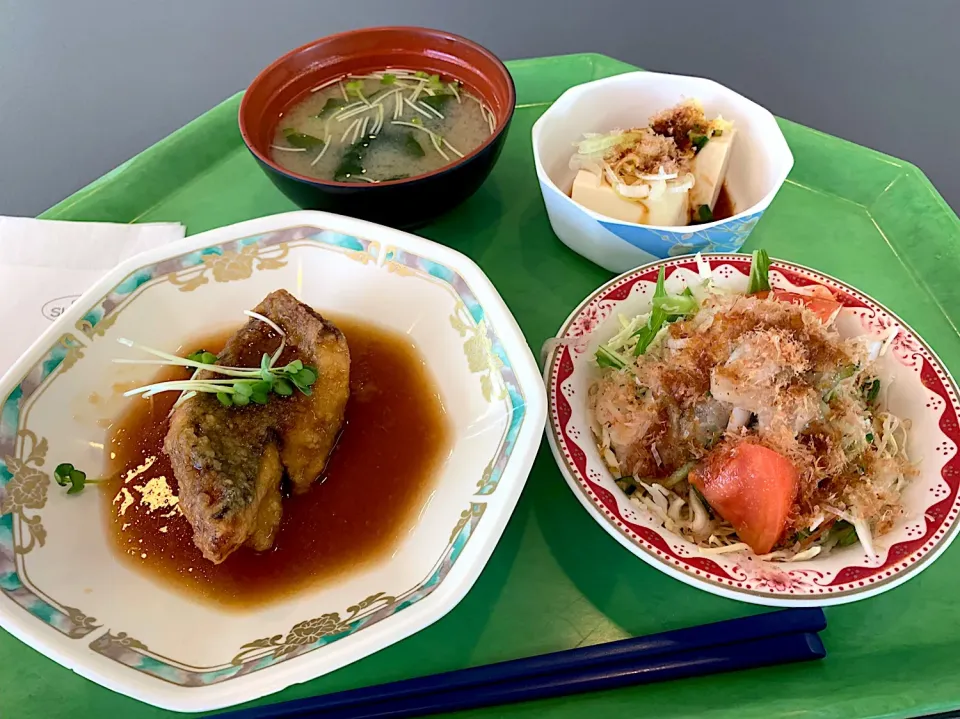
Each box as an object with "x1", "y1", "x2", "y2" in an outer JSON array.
[{"x1": 0, "y1": 211, "x2": 546, "y2": 711}]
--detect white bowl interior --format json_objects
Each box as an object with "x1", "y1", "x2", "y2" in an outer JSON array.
[{"x1": 26, "y1": 246, "x2": 506, "y2": 667}]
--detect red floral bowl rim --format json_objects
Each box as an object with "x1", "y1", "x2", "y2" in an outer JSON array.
[{"x1": 544, "y1": 253, "x2": 960, "y2": 606}]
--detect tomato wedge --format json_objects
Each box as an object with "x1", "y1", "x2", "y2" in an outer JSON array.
[
  {"x1": 690, "y1": 443, "x2": 799, "y2": 554},
  {"x1": 754, "y1": 289, "x2": 842, "y2": 324}
]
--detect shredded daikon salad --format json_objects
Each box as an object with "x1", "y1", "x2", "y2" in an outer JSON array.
[{"x1": 588, "y1": 251, "x2": 913, "y2": 563}]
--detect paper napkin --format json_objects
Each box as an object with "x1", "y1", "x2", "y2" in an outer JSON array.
[{"x1": 1, "y1": 216, "x2": 186, "y2": 376}]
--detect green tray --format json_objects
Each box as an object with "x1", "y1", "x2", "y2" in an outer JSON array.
[{"x1": 6, "y1": 53, "x2": 960, "y2": 719}]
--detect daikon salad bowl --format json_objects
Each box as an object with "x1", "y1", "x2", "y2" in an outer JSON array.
[{"x1": 544, "y1": 253, "x2": 960, "y2": 606}]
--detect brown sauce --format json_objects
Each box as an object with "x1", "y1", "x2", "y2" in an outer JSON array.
[
  {"x1": 103, "y1": 317, "x2": 452, "y2": 609},
  {"x1": 687, "y1": 183, "x2": 735, "y2": 225},
  {"x1": 710, "y1": 183, "x2": 736, "y2": 223}
]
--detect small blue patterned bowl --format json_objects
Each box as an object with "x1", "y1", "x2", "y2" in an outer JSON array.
[{"x1": 532, "y1": 71, "x2": 793, "y2": 273}]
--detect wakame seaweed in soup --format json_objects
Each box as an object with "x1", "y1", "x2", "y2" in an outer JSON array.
[{"x1": 270, "y1": 69, "x2": 495, "y2": 183}]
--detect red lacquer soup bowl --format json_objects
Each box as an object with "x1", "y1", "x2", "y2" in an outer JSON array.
[{"x1": 240, "y1": 26, "x2": 515, "y2": 228}]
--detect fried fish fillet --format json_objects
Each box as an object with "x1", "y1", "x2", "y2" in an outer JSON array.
[{"x1": 164, "y1": 290, "x2": 350, "y2": 564}]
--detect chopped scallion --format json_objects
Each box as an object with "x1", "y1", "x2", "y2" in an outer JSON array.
[
  {"x1": 632, "y1": 266, "x2": 669, "y2": 356},
  {"x1": 653, "y1": 293, "x2": 699, "y2": 316},
  {"x1": 595, "y1": 345, "x2": 629, "y2": 370},
  {"x1": 833, "y1": 520, "x2": 859, "y2": 547},
  {"x1": 746, "y1": 249, "x2": 771, "y2": 294}
]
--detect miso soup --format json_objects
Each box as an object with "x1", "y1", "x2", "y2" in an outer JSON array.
[{"x1": 269, "y1": 69, "x2": 495, "y2": 184}]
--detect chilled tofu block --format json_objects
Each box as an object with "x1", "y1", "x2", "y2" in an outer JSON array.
[
  {"x1": 647, "y1": 186, "x2": 689, "y2": 226},
  {"x1": 690, "y1": 129, "x2": 737, "y2": 212},
  {"x1": 571, "y1": 170, "x2": 643, "y2": 223},
  {"x1": 571, "y1": 170, "x2": 689, "y2": 227}
]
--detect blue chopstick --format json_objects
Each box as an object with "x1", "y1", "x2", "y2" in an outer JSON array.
[
  {"x1": 317, "y1": 632, "x2": 824, "y2": 719},
  {"x1": 223, "y1": 608, "x2": 825, "y2": 719}
]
